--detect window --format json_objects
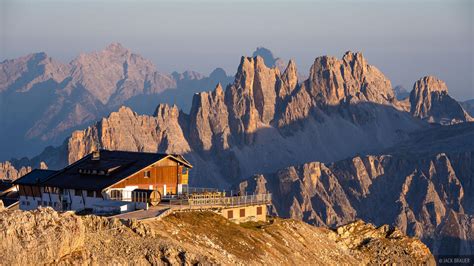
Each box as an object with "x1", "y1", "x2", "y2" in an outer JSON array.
[
  {"x1": 240, "y1": 208, "x2": 245, "y2": 217},
  {"x1": 181, "y1": 167, "x2": 188, "y2": 175},
  {"x1": 37, "y1": 200, "x2": 41, "y2": 206},
  {"x1": 75, "y1": 189, "x2": 82, "y2": 196},
  {"x1": 257, "y1": 206, "x2": 263, "y2": 215},
  {"x1": 96, "y1": 190, "x2": 102, "y2": 198},
  {"x1": 227, "y1": 210, "x2": 233, "y2": 219},
  {"x1": 144, "y1": 170, "x2": 151, "y2": 178},
  {"x1": 43, "y1": 201, "x2": 47, "y2": 205},
  {"x1": 87, "y1": 190, "x2": 94, "y2": 197},
  {"x1": 26, "y1": 201, "x2": 30, "y2": 206}
]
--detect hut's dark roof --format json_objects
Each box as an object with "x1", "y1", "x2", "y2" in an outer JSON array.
[
  {"x1": 13, "y1": 150, "x2": 192, "y2": 191},
  {"x1": 0, "y1": 198, "x2": 18, "y2": 208},
  {"x1": 13, "y1": 169, "x2": 58, "y2": 186},
  {"x1": 0, "y1": 180, "x2": 14, "y2": 192}
]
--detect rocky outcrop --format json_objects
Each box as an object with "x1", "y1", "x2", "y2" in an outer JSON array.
[
  {"x1": 333, "y1": 220, "x2": 434, "y2": 265},
  {"x1": 189, "y1": 83, "x2": 230, "y2": 152},
  {"x1": 68, "y1": 105, "x2": 190, "y2": 163},
  {"x1": 306, "y1": 51, "x2": 395, "y2": 106},
  {"x1": 224, "y1": 56, "x2": 281, "y2": 144},
  {"x1": 239, "y1": 123, "x2": 474, "y2": 256},
  {"x1": 0, "y1": 160, "x2": 48, "y2": 180},
  {"x1": 0, "y1": 208, "x2": 434, "y2": 265},
  {"x1": 0, "y1": 161, "x2": 31, "y2": 180},
  {"x1": 0, "y1": 208, "x2": 85, "y2": 265},
  {"x1": 410, "y1": 76, "x2": 472, "y2": 124}
]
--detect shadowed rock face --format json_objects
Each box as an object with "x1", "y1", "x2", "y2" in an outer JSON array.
[
  {"x1": 410, "y1": 76, "x2": 473, "y2": 125},
  {"x1": 239, "y1": 123, "x2": 474, "y2": 256},
  {"x1": 461, "y1": 99, "x2": 474, "y2": 117}
]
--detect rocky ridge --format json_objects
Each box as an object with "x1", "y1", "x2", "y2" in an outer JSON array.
[
  {"x1": 48, "y1": 51, "x2": 429, "y2": 187},
  {"x1": 410, "y1": 76, "x2": 472, "y2": 124},
  {"x1": 0, "y1": 208, "x2": 434, "y2": 265},
  {"x1": 0, "y1": 161, "x2": 31, "y2": 180},
  {"x1": 238, "y1": 122, "x2": 474, "y2": 256},
  {"x1": 8, "y1": 51, "x2": 472, "y2": 187},
  {"x1": 0, "y1": 43, "x2": 232, "y2": 160}
]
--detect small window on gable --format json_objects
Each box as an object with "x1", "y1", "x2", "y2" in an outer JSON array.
[{"x1": 144, "y1": 170, "x2": 151, "y2": 178}]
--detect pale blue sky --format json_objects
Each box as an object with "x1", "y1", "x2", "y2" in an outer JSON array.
[{"x1": 1, "y1": 0, "x2": 473, "y2": 99}]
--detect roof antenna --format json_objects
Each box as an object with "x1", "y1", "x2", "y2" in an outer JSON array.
[{"x1": 92, "y1": 139, "x2": 101, "y2": 161}]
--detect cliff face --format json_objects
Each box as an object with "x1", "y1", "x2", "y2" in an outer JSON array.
[
  {"x1": 306, "y1": 52, "x2": 395, "y2": 106},
  {"x1": 60, "y1": 52, "x2": 428, "y2": 187},
  {"x1": 0, "y1": 161, "x2": 31, "y2": 180},
  {"x1": 0, "y1": 208, "x2": 434, "y2": 265},
  {"x1": 410, "y1": 76, "x2": 473, "y2": 124},
  {"x1": 239, "y1": 123, "x2": 474, "y2": 256}
]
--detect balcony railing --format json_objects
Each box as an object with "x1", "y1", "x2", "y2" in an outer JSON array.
[{"x1": 169, "y1": 193, "x2": 272, "y2": 208}]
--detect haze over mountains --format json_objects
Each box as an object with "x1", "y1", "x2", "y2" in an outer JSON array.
[
  {"x1": 0, "y1": 43, "x2": 233, "y2": 159},
  {"x1": 1, "y1": 44, "x2": 473, "y2": 256}
]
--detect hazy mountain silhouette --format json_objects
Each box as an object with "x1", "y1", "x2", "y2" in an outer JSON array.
[{"x1": 0, "y1": 44, "x2": 232, "y2": 160}]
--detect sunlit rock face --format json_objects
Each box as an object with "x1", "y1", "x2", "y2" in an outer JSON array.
[{"x1": 410, "y1": 76, "x2": 473, "y2": 124}]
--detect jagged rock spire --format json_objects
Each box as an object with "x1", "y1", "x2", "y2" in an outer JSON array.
[{"x1": 409, "y1": 76, "x2": 472, "y2": 124}]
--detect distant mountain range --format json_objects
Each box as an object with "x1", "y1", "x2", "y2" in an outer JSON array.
[
  {"x1": 0, "y1": 43, "x2": 233, "y2": 159},
  {"x1": 240, "y1": 122, "x2": 474, "y2": 256},
  {"x1": 461, "y1": 99, "x2": 474, "y2": 117},
  {"x1": 1, "y1": 46, "x2": 473, "y2": 256}
]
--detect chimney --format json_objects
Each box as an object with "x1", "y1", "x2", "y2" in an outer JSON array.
[{"x1": 92, "y1": 150, "x2": 100, "y2": 161}]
